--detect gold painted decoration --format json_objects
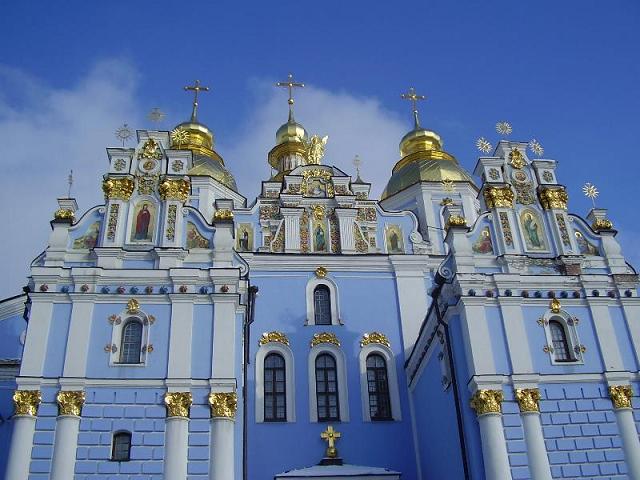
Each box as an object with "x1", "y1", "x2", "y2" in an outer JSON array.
[
  {"x1": 136, "y1": 174, "x2": 158, "y2": 195},
  {"x1": 164, "y1": 392, "x2": 192, "y2": 418},
  {"x1": 127, "y1": 298, "x2": 140, "y2": 313},
  {"x1": 259, "y1": 331, "x2": 290, "y2": 346},
  {"x1": 508, "y1": 148, "x2": 525, "y2": 169},
  {"x1": 440, "y1": 197, "x2": 454, "y2": 206},
  {"x1": 555, "y1": 214, "x2": 571, "y2": 247},
  {"x1": 103, "y1": 177, "x2": 135, "y2": 200},
  {"x1": 209, "y1": 392, "x2": 237, "y2": 418},
  {"x1": 592, "y1": 218, "x2": 613, "y2": 231},
  {"x1": 446, "y1": 215, "x2": 467, "y2": 229},
  {"x1": 441, "y1": 178, "x2": 455, "y2": 193},
  {"x1": 360, "y1": 332, "x2": 391, "y2": 348},
  {"x1": 496, "y1": 122, "x2": 512, "y2": 136},
  {"x1": 170, "y1": 128, "x2": 190, "y2": 149},
  {"x1": 550, "y1": 298, "x2": 561, "y2": 313},
  {"x1": 166, "y1": 205, "x2": 177, "y2": 241},
  {"x1": 213, "y1": 209, "x2": 234, "y2": 222},
  {"x1": 470, "y1": 389, "x2": 503, "y2": 416},
  {"x1": 529, "y1": 139, "x2": 544, "y2": 157},
  {"x1": 271, "y1": 223, "x2": 285, "y2": 253},
  {"x1": 300, "y1": 210, "x2": 310, "y2": 253},
  {"x1": 515, "y1": 388, "x2": 540, "y2": 413},
  {"x1": 310, "y1": 332, "x2": 340, "y2": 347},
  {"x1": 484, "y1": 186, "x2": 515, "y2": 209},
  {"x1": 582, "y1": 182, "x2": 599, "y2": 207},
  {"x1": 301, "y1": 169, "x2": 335, "y2": 198},
  {"x1": 354, "y1": 225, "x2": 369, "y2": 253},
  {"x1": 56, "y1": 390, "x2": 85, "y2": 416},
  {"x1": 329, "y1": 212, "x2": 340, "y2": 253},
  {"x1": 106, "y1": 204, "x2": 120, "y2": 240},
  {"x1": 311, "y1": 205, "x2": 326, "y2": 221},
  {"x1": 139, "y1": 138, "x2": 163, "y2": 160},
  {"x1": 159, "y1": 178, "x2": 190, "y2": 202},
  {"x1": 321, "y1": 425, "x2": 341, "y2": 459},
  {"x1": 315, "y1": 266, "x2": 328, "y2": 278},
  {"x1": 305, "y1": 135, "x2": 329, "y2": 165},
  {"x1": 608, "y1": 385, "x2": 633, "y2": 410},
  {"x1": 499, "y1": 212, "x2": 514, "y2": 246},
  {"x1": 538, "y1": 187, "x2": 568, "y2": 210},
  {"x1": 13, "y1": 390, "x2": 41, "y2": 416},
  {"x1": 53, "y1": 208, "x2": 74, "y2": 221},
  {"x1": 476, "y1": 137, "x2": 492, "y2": 154}
]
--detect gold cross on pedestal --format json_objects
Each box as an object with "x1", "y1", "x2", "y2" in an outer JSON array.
[
  {"x1": 276, "y1": 73, "x2": 305, "y2": 121},
  {"x1": 184, "y1": 80, "x2": 210, "y2": 122},
  {"x1": 401, "y1": 86, "x2": 427, "y2": 128},
  {"x1": 320, "y1": 425, "x2": 341, "y2": 458}
]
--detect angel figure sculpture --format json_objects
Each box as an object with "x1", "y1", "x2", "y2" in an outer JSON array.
[{"x1": 305, "y1": 134, "x2": 329, "y2": 165}]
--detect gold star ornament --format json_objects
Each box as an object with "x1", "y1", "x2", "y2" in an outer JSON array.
[
  {"x1": 476, "y1": 137, "x2": 492, "y2": 154},
  {"x1": 529, "y1": 139, "x2": 544, "y2": 157},
  {"x1": 496, "y1": 122, "x2": 513, "y2": 136},
  {"x1": 582, "y1": 182, "x2": 599, "y2": 207}
]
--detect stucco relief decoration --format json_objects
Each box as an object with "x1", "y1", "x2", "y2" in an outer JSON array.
[
  {"x1": 56, "y1": 390, "x2": 85, "y2": 416},
  {"x1": 472, "y1": 227, "x2": 494, "y2": 254},
  {"x1": 139, "y1": 138, "x2": 163, "y2": 160},
  {"x1": 608, "y1": 385, "x2": 633, "y2": 410},
  {"x1": 159, "y1": 178, "x2": 190, "y2": 202},
  {"x1": 300, "y1": 210, "x2": 310, "y2": 253},
  {"x1": 171, "y1": 160, "x2": 184, "y2": 172},
  {"x1": 127, "y1": 298, "x2": 140, "y2": 313},
  {"x1": 499, "y1": 212, "x2": 514, "y2": 246},
  {"x1": 574, "y1": 231, "x2": 598, "y2": 255},
  {"x1": 259, "y1": 205, "x2": 280, "y2": 220},
  {"x1": 102, "y1": 178, "x2": 134, "y2": 200},
  {"x1": 271, "y1": 223, "x2": 285, "y2": 253},
  {"x1": 106, "y1": 204, "x2": 120, "y2": 240},
  {"x1": 360, "y1": 332, "x2": 391, "y2": 348},
  {"x1": 286, "y1": 183, "x2": 301, "y2": 195},
  {"x1": 508, "y1": 148, "x2": 526, "y2": 169},
  {"x1": 483, "y1": 186, "x2": 514, "y2": 209},
  {"x1": 209, "y1": 392, "x2": 238, "y2": 418},
  {"x1": 555, "y1": 214, "x2": 571, "y2": 247},
  {"x1": 356, "y1": 207, "x2": 377, "y2": 222},
  {"x1": 329, "y1": 212, "x2": 340, "y2": 253},
  {"x1": 72, "y1": 222, "x2": 101, "y2": 249},
  {"x1": 512, "y1": 170, "x2": 535, "y2": 205},
  {"x1": 542, "y1": 170, "x2": 554, "y2": 183},
  {"x1": 114, "y1": 158, "x2": 127, "y2": 171},
  {"x1": 315, "y1": 266, "x2": 328, "y2": 278},
  {"x1": 470, "y1": 389, "x2": 503, "y2": 416},
  {"x1": 259, "y1": 331, "x2": 290, "y2": 346},
  {"x1": 164, "y1": 392, "x2": 192, "y2": 418},
  {"x1": 166, "y1": 205, "x2": 177, "y2": 241},
  {"x1": 538, "y1": 187, "x2": 568, "y2": 210},
  {"x1": 515, "y1": 388, "x2": 540, "y2": 413},
  {"x1": 137, "y1": 174, "x2": 159, "y2": 196},
  {"x1": 310, "y1": 332, "x2": 341, "y2": 347},
  {"x1": 13, "y1": 390, "x2": 41, "y2": 416}
]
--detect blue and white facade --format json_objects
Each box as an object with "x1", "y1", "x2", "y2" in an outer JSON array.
[{"x1": 1, "y1": 87, "x2": 638, "y2": 480}]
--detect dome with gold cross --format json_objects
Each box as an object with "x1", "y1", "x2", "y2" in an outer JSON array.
[
  {"x1": 382, "y1": 88, "x2": 475, "y2": 200},
  {"x1": 170, "y1": 80, "x2": 238, "y2": 192}
]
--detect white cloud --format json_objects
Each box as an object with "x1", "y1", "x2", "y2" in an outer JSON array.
[
  {"x1": 222, "y1": 81, "x2": 408, "y2": 201},
  {"x1": 0, "y1": 59, "x2": 142, "y2": 297}
]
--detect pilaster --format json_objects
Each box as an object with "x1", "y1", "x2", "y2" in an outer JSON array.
[
  {"x1": 608, "y1": 384, "x2": 640, "y2": 478},
  {"x1": 514, "y1": 388, "x2": 552, "y2": 480},
  {"x1": 335, "y1": 208, "x2": 358, "y2": 254},
  {"x1": 281, "y1": 207, "x2": 303, "y2": 253},
  {"x1": 62, "y1": 299, "x2": 95, "y2": 378},
  {"x1": 51, "y1": 390, "x2": 84, "y2": 480}
]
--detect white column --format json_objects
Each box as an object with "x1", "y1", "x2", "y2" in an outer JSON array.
[
  {"x1": 335, "y1": 209, "x2": 357, "y2": 254},
  {"x1": 209, "y1": 392, "x2": 237, "y2": 480},
  {"x1": 5, "y1": 390, "x2": 41, "y2": 480},
  {"x1": 50, "y1": 391, "x2": 84, "y2": 480},
  {"x1": 281, "y1": 208, "x2": 302, "y2": 253},
  {"x1": 515, "y1": 388, "x2": 552, "y2": 480},
  {"x1": 609, "y1": 385, "x2": 640, "y2": 478},
  {"x1": 163, "y1": 392, "x2": 192, "y2": 480},
  {"x1": 471, "y1": 390, "x2": 512, "y2": 480}
]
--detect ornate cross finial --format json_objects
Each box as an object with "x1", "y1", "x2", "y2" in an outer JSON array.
[
  {"x1": 353, "y1": 154, "x2": 363, "y2": 181},
  {"x1": 276, "y1": 73, "x2": 304, "y2": 122},
  {"x1": 184, "y1": 80, "x2": 210, "y2": 122},
  {"x1": 67, "y1": 170, "x2": 74, "y2": 198},
  {"x1": 401, "y1": 86, "x2": 426, "y2": 128},
  {"x1": 320, "y1": 425, "x2": 341, "y2": 459}
]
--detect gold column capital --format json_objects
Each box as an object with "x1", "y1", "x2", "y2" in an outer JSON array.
[
  {"x1": 592, "y1": 218, "x2": 614, "y2": 231},
  {"x1": 483, "y1": 186, "x2": 515, "y2": 209},
  {"x1": 102, "y1": 177, "x2": 135, "y2": 200},
  {"x1": 56, "y1": 390, "x2": 85, "y2": 416},
  {"x1": 159, "y1": 178, "x2": 190, "y2": 202},
  {"x1": 609, "y1": 385, "x2": 633, "y2": 410},
  {"x1": 470, "y1": 389, "x2": 503, "y2": 416},
  {"x1": 164, "y1": 392, "x2": 193, "y2": 418},
  {"x1": 209, "y1": 392, "x2": 237, "y2": 418},
  {"x1": 515, "y1": 388, "x2": 541, "y2": 413},
  {"x1": 538, "y1": 187, "x2": 568, "y2": 210},
  {"x1": 445, "y1": 215, "x2": 467, "y2": 230},
  {"x1": 13, "y1": 390, "x2": 41, "y2": 416}
]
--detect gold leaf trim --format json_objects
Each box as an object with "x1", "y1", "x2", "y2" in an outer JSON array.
[
  {"x1": 484, "y1": 186, "x2": 515, "y2": 209},
  {"x1": 360, "y1": 332, "x2": 391, "y2": 348},
  {"x1": 259, "y1": 331, "x2": 290, "y2": 346},
  {"x1": 103, "y1": 177, "x2": 135, "y2": 200},
  {"x1": 159, "y1": 178, "x2": 190, "y2": 202},
  {"x1": 538, "y1": 187, "x2": 568, "y2": 210},
  {"x1": 592, "y1": 218, "x2": 613, "y2": 231},
  {"x1": 470, "y1": 389, "x2": 503, "y2": 416},
  {"x1": 213, "y1": 209, "x2": 234, "y2": 222},
  {"x1": 57, "y1": 391, "x2": 85, "y2": 416},
  {"x1": 515, "y1": 388, "x2": 540, "y2": 413},
  {"x1": 310, "y1": 332, "x2": 340, "y2": 347},
  {"x1": 609, "y1": 385, "x2": 633, "y2": 410}
]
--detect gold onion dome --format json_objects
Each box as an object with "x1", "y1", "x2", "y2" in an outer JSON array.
[{"x1": 275, "y1": 119, "x2": 308, "y2": 145}]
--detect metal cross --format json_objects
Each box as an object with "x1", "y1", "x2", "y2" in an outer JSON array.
[
  {"x1": 320, "y1": 425, "x2": 341, "y2": 458},
  {"x1": 401, "y1": 87, "x2": 427, "y2": 128},
  {"x1": 184, "y1": 80, "x2": 210, "y2": 122},
  {"x1": 276, "y1": 73, "x2": 305, "y2": 121},
  {"x1": 67, "y1": 170, "x2": 74, "y2": 198}
]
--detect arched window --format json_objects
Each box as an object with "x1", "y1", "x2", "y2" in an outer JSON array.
[
  {"x1": 264, "y1": 353, "x2": 287, "y2": 422},
  {"x1": 315, "y1": 353, "x2": 340, "y2": 421},
  {"x1": 313, "y1": 285, "x2": 331, "y2": 325},
  {"x1": 549, "y1": 320, "x2": 573, "y2": 362},
  {"x1": 120, "y1": 321, "x2": 143, "y2": 364},
  {"x1": 366, "y1": 354, "x2": 392, "y2": 420},
  {"x1": 111, "y1": 431, "x2": 132, "y2": 461}
]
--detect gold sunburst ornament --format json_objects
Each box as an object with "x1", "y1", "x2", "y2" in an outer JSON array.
[
  {"x1": 496, "y1": 122, "x2": 513, "y2": 136},
  {"x1": 171, "y1": 128, "x2": 190, "y2": 149},
  {"x1": 476, "y1": 137, "x2": 492, "y2": 154},
  {"x1": 529, "y1": 139, "x2": 544, "y2": 157},
  {"x1": 582, "y1": 182, "x2": 599, "y2": 207},
  {"x1": 115, "y1": 123, "x2": 133, "y2": 147}
]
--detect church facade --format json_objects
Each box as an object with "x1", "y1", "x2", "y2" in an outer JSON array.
[{"x1": 0, "y1": 79, "x2": 639, "y2": 480}]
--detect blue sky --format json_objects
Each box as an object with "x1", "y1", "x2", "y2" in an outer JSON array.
[{"x1": 0, "y1": 1, "x2": 638, "y2": 296}]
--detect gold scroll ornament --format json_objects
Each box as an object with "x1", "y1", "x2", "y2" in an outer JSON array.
[
  {"x1": 159, "y1": 178, "x2": 190, "y2": 202},
  {"x1": 103, "y1": 178, "x2": 135, "y2": 201},
  {"x1": 360, "y1": 332, "x2": 391, "y2": 348}
]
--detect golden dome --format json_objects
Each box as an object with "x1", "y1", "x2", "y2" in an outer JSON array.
[
  {"x1": 276, "y1": 120, "x2": 308, "y2": 145},
  {"x1": 382, "y1": 127, "x2": 475, "y2": 200}
]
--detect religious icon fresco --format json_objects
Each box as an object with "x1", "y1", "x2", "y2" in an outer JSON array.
[
  {"x1": 130, "y1": 202, "x2": 156, "y2": 243},
  {"x1": 236, "y1": 224, "x2": 253, "y2": 252},
  {"x1": 575, "y1": 231, "x2": 599, "y2": 255},
  {"x1": 313, "y1": 222, "x2": 328, "y2": 252},
  {"x1": 472, "y1": 227, "x2": 494, "y2": 254},
  {"x1": 72, "y1": 222, "x2": 100, "y2": 250},
  {"x1": 385, "y1": 225, "x2": 404, "y2": 254},
  {"x1": 186, "y1": 222, "x2": 210, "y2": 249},
  {"x1": 308, "y1": 178, "x2": 327, "y2": 197},
  {"x1": 519, "y1": 210, "x2": 546, "y2": 251}
]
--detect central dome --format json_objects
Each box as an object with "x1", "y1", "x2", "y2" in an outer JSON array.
[{"x1": 276, "y1": 120, "x2": 308, "y2": 145}]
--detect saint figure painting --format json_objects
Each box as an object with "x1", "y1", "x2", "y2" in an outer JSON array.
[{"x1": 130, "y1": 203, "x2": 155, "y2": 242}]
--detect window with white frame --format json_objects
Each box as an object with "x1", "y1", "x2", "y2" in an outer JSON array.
[
  {"x1": 108, "y1": 310, "x2": 152, "y2": 366},
  {"x1": 120, "y1": 320, "x2": 143, "y2": 364},
  {"x1": 541, "y1": 311, "x2": 584, "y2": 365},
  {"x1": 255, "y1": 342, "x2": 295, "y2": 423},
  {"x1": 308, "y1": 343, "x2": 349, "y2": 422},
  {"x1": 359, "y1": 343, "x2": 402, "y2": 421},
  {"x1": 306, "y1": 277, "x2": 340, "y2": 326}
]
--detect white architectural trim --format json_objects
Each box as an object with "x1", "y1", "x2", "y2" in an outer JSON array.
[
  {"x1": 540, "y1": 309, "x2": 584, "y2": 366},
  {"x1": 308, "y1": 344, "x2": 349, "y2": 422},
  {"x1": 305, "y1": 276, "x2": 341, "y2": 325},
  {"x1": 358, "y1": 344, "x2": 402, "y2": 421},
  {"x1": 108, "y1": 308, "x2": 151, "y2": 366},
  {"x1": 255, "y1": 342, "x2": 296, "y2": 423}
]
